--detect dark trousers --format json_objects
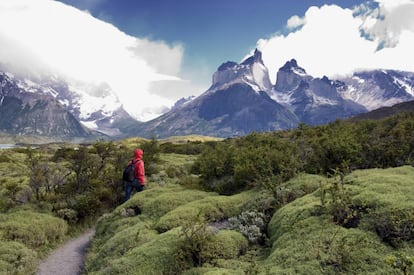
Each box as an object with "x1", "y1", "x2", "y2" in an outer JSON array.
[{"x1": 124, "y1": 179, "x2": 144, "y2": 201}]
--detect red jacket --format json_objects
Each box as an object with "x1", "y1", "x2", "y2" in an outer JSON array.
[{"x1": 130, "y1": 149, "x2": 145, "y2": 185}]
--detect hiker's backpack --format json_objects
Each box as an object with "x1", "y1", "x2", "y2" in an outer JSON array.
[{"x1": 122, "y1": 160, "x2": 136, "y2": 182}]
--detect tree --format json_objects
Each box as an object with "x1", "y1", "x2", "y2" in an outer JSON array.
[{"x1": 140, "y1": 136, "x2": 161, "y2": 176}]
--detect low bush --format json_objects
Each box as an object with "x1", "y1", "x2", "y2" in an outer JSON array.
[
  {"x1": 0, "y1": 240, "x2": 38, "y2": 275},
  {"x1": 202, "y1": 230, "x2": 248, "y2": 262},
  {"x1": 86, "y1": 228, "x2": 182, "y2": 275},
  {"x1": 264, "y1": 166, "x2": 414, "y2": 274},
  {"x1": 86, "y1": 218, "x2": 158, "y2": 271},
  {"x1": 182, "y1": 267, "x2": 245, "y2": 275},
  {"x1": 85, "y1": 166, "x2": 414, "y2": 274},
  {"x1": 155, "y1": 191, "x2": 257, "y2": 233},
  {"x1": 385, "y1": 252, "x2": 414, "y2": 275},
  {"x1": 122, "y1": 184, "x2": 211, "y2": 219},
  {"x1": 368, "y1": 207, "x2": 414, "y2": 247},
  {"x1": 228, "y1": 211, "x2": 266, "y2": 244},
  {"x1": 0, "y1": 153, "x2": 11, "y2": 163},
  {"x1": 0, "y1": 210, "x2": 68, "y2": 250}
]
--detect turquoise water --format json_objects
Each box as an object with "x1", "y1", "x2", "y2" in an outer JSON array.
[{"x1": 0, "y1": 144, "x2": 17, "y2": 149}]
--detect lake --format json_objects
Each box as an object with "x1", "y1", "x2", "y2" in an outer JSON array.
[{"x1": 0, "y1": 144, "x2": 18, "y2": 149}]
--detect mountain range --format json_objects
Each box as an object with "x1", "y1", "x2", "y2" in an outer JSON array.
[
  {"x1": 126, "y1": 50, "x2": 414, "y2": 138},
  {"x1": 0, "y1": 68, "x2": 137, "y2": 142},
  {"x1": 1, "y1": 49, "x2": 414, "y2": 141}
]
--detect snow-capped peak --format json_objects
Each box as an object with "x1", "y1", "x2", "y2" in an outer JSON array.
[
  {"x1": 279, "y1": 59, "x2": 307, "y2": 76},
  {"x1": 211, "y1": 49, "x2": 272, "y2": 93}
]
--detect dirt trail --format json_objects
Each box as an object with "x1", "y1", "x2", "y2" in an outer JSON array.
[{"x1": 36, "y1": 229, "x2": 95, "y2": 275}]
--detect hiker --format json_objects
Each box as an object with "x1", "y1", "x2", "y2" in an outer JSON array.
[{"x1": 124, "y1": 148, "x2": 145, "y2": 201}]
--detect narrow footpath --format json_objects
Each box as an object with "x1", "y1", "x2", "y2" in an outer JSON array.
[{"x1": 36, "y1": 229, "x2": 95, "y2": 275}]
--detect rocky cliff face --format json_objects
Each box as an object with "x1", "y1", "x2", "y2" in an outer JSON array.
[
  {"x1": 126, "y1": 50, "x2": 299, "y2": 138},
  {"x1": 2, "y1": 49, "x2": 414, "y2": 140},
  {"x1": 0, "y1": 72, "x2": 97, "y2": 140},
  {"x1": 337, "y1": 70, "x2": 414, "y2": 111},
  {"x1": 272, "y1": 59, "x2": 367, "y2": 125},
  {"x1": 211, "y1": 49, "x2": 272, "y2": 93},
  {"x1": 0, "y1": 67, "x2": 140, "y2": 140},
  {"x1": 127, "y1": 50, "x2": 414, "y2": 138}
]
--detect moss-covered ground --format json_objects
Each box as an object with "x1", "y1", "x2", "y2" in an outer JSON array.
[{"x1": 84, "y1": 153, "x2": 414, "y2": 274}]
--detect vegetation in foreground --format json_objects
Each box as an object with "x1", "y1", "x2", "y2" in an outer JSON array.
[
  {"x1": 82, "y1": 165, "x2": 414, "y2": 274},
  {"x1": 0, "y1": 112, "x2": 414, "y2": 274}
]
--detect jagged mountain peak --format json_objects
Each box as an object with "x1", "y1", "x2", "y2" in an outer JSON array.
[
  {"x1": 241, "y1": 48, "x2": 264, "y2": 66},
  {"x1": 273, "y1": 59, "x2": 310, "y2": 93},
  {"x1": 0, "y1": 67, "x2": 138, "y2": 138},
  {"x1": 279, "y1": 59, "x2": 307, "y2": 75},
  {"x1": 338, "y1": 69, "x2": 414, "y2": 111},
  {"x1": 3, "y1": 51, "x2": 414, "y2": 141},
  {"x1": 211, "y1": 49, "x2": 272, "y2": 92},
  {"x1": 217, "y1": 61, "x2": 238, "y2": 72},
  {"x1": 320, "y1": 75, "x2": 331, "y2": 84},
  {"x1": 0, "y1": 72, "x2": 99, "y2": 141}
]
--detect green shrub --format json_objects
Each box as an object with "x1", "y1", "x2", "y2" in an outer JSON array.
[
  {"x1": 368, "y1": 208, "x2": 414, "y2": 247},
  {"x1": 182, "y1": 267, "x2": 245, "y2": 275},
  {"x1": 264, "y1": 167, "x2": 414, "y2": 274},
  {"x1": 86, "y1": 218, "x2": 158, "y2": 271},
  {"x1": 350, "y1": 166, "x2": 414, "y2": 246},
  {"x1": 280, "y1": 173, "x2": 325, "y2": 202},
  {"x1": 0, "y1": 241, "x2": 38, "y2": 275},
  {"x1": 175, "y1": 214, "x2": 216, "y2": 269},
  {"x1": 155, "y1": 191, "x2": 257, "y2": 233},
  {"x1": 86, "y1": 228, "x2": 182, "y2": 275},
  {"x1": 178, "y1": 175, "x2": 203, "y2": 189},
  {"x1": 92, "y1": 214, "x2": 150, "y2": 249},
  {"x1": 228, "y1": 211, "x2": 266, "y2": 244},
  {"x1": 140, "y1": 137, "x2": 161, "y2": 176},
  {"x1": 0, "y1": 154, "x2": 11, "y2": 163},
  {"x1": 175, "y1": 217, "x2": 248, "y2": 272},
  {"x1": 166, "y1": 165, "x2": 187, "y2": 178},
  {"x1": 202, "y1": 230, "x2": 248, "y2": 262},
  {"x1": 87, "y1": 166, "x2": 414, "y2": 274},
  {"x1": 0, "y1": 211, "x2": 67, "y2": 249},
  {"x1": 385, "y1": 252, "x2": 414, "y2": 275},
  {"x1": 55, "y1": 208, "x2": 78, "y2": 225},
  {"x1": 122, "y1": 184, "x2": 211, "y2": 219}
]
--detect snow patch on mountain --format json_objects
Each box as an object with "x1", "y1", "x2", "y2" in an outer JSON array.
[
  {"x1": 311, "y1": 94, "x2": 339, "y2": 107},
  {"x1": 67, "y1": 84, "x2": 121, "y2": 120},
  {"x1": 292, "y1": 66, "x2": 307, "y2": 76},
  {"x1": 16, "y1": 79, "x2": 38, "y2": 93},
  {"x1": 337, "y1": 70, "x2": 414, "y2": 111},
  {"x1": 251, "y1": 61, "x2": 272, "y2": 91},
  {"x1": 352, "y1": 76, "x2": 365, "y2": 84},
  {"x1": 81, "y1": 120, "x2": 99, "y2": 130},
  {"x1": 0, "y1": 68, "x2": 137, "y2": 137},
  {"x1": 4, "y1": 72, "x2": 14, "y2": 79},
  {"x1": 394, "y1": 77, "x2": 414, "y2": 96},
  {"x1": 271, "y1": 89, "x2": 294, "y2": 105},
  {"x1": 59, "y1": 99, "x2": 70, "y2": 107},
  {"x1": 210, "y1": 49, "x2": 272, "y2": 95}
]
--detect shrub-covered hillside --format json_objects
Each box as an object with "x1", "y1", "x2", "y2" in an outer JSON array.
[
  {"x1": 0, "y1": 134, "x2": 220, "y2": 274},
  {"x1": 1, "y1": 111, "x2": 414, "y2": 274},
  {"x1": 84, "y1": 165, "x2": 414, "y2": 274},
  {"x1": 0, "y1": 137, "x2": 164, "y2": 274}
]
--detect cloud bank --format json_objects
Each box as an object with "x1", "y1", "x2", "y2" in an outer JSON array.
[
  {"x1": 1, "y1": 0, "x2": 414, "y2": 122},
  {"x1": 255, "y1": 0, "x2": 414, "y2": 83},
  {"x1": 0, "y1": 0, "x2": 187, "y2": 121}
]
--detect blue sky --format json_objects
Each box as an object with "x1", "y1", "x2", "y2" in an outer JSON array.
[
  {"x1": 56, "y1": 0, "x2": 368, "y2": 83},
  {"x1": 1, "y1": 0, "x2": 414, "y2": 121}
]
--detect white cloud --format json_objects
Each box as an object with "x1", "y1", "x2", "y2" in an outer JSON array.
[
  {"x1": 0, "y1": 0, "x2": 188, "y2": 121},
  {"x1": 286, "y1": 15, "x2": 306, "y2": 30},
  {"x1": 255, "y1": 1, "x2": 414, "y2": 83},
  {"x1": 360, "y1": 0, "x2": 414, "y2": 48}
]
